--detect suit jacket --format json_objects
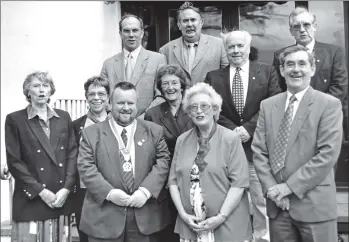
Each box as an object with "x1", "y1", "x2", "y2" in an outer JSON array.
[
  {"x1": 144, "y1": 101, "x2": 195, "y2": 158},
  {"x1": 252, "y1": 87, "x2": 343, "y2": 222},
  {"x1": 205, "y1": 63, "x2": 281, "y2": 161},
  {"x1": 5, "y1": 109, "x2": 77, "y2": 221},
  {"x1": 159, "y1": 34, "x2": 229, "y2": 85},
  {"x1": 100, "y1": 47, "x2": 167, "y2": 114},
  {"x1": 273, "y1": 41, "x2": 348, "y2": 108},
  {"x1": 77, "y1": 119, "x2": 171, "y2": 239}
]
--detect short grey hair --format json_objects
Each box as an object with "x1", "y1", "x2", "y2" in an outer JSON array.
[
  {"x1": 289, "y1": 7, "x2": 316, "y2": 27},
  {"x1": 182, "y1": 82, "x2": 222, "y2": 121},
  {"x1": 23, "y1": 71, "x2": 55, "y2": 103},
  {"x1": 221, "y1": 30, "x2": 252, "y2": 48}
]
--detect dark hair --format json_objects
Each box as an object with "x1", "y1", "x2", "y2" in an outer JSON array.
[
  {"x1": 279, "y1": 45, "x2": 315, "y2": 67},
  {"x1": 84, "y1": 76, "x2": 110, "y2": 97},
  {"x1": 119, "y1": 13, "x2": 144, "y2": 32},
  {"x1": 23, "y1": 71, "x2": 56, "y2": 103},
  {"x1": 177, "y1": 2, "x2": 203, "y2": 21},
  {"x1": 111, "y1": 82, "x2": 137, "y2": 102},
  {"x1": 156, "y1": 65, "x2": 189, "y2": 96}
]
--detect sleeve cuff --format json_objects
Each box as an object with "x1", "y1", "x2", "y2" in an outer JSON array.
[
  {"x1": 139, "y1": 187, "x2": 151, "y2": 199},
  {"x1": 106, "y1": 189, "x2": 113, "y2": 201}
]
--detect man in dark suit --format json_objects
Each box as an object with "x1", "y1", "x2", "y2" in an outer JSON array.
[
  {"x1": 273, "y1": 7, "x2": 348, "y2": 111},
  {"x1": 72, "y1": 76, "x2": 111, "y2": 242},
  {"x1": 159, "y1": 2, "x2": 228, "y2": 85},
  {"x1": 101, "y1": 14, "x2": 167, "y2": 116},
  {"x1": 77, "y1": 82, "x2": 171, "y2": 242},
  {"x1": 205, "y1": 30, "x2": 281, "y2": 242},
  {"x1": 252, "y1": 45, "x2": 343, "y2": 242}
]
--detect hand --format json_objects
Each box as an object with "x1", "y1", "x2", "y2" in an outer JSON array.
[
  {"x1": 0, "y1": 164, "x2": 11, "y2": 180},
  {"x1": 275, "y1": 183, "x2": 292, "y2": 201},
  {"x1": 195, "y1": 214, "x2": 226, "y2": 232},
  {"x1": 238, "y1": 126, "x2": 251, "y2": 143},
  {"x1": 126, "y1": 190, "x2": 148, "y2": 208},
  {"x1": 180, "y1": 213, "x2": 205, "y2": 231},
  {"x1": 108, "y1": 189, "x2": 131, "y2": 206},
  {"x1": 39, "y1": 189, "x2": 57, "y2": 208},
  {"x1": 275, "y1": 197, "x2": 290, "y2": 210},
  {"x1": 267, "y1": 185, "x2": 280, "y2": 201},
  {"x1": 52, "y1": 188, "x2": 70, "y2": 208}
]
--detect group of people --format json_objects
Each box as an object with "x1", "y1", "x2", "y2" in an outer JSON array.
[{"x1": 3, "y1": 2, "x2": 347, "y2": 242}]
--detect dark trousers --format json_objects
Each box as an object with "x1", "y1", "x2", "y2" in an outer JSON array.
[
  {"x1": 74, "y1": 188, "x2": 89, "y2": 242},
  {"x1": 270, "y1": 210, "x2": 337, "y2": 242},
  {"x1": 88, "y1": 208, "x2": 158, "y2": 242},
  {"x1": 155, "y1": 198, "x2": 179, "y2": 242}
]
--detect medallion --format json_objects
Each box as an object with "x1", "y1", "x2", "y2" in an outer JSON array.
[{"x1": 123, "y1": 161, "x2": 132, "y2": 172}]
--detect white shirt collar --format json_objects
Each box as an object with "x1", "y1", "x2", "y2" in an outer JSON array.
[
  {"x1": 230, "y1": 60, "x2": 250, "y2": 72},
  {"x1": 297, "y1": 39, "x2": 315, "y2": 53},
  {"x1": 123, "y1": 45, "x2": 142, "y2": 59},
  {"x1": 286, "y1": 86, "x2": 309, "y2": 103},
  {"x1": 112, "y1": 118, "x2": 135, "y2": 136}
]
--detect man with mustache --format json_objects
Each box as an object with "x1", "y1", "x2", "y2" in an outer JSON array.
[
  {"x1": 252, "y1": 45, "x2": 343, "y2": 242},
  {"x1": 159, "y1": 1, "x2": 228, "y2": 85},
  {"x1": 101, "y1": 14, "x2": 167, "y2": 117},
  {"x1": 205, "y1": 30, "x2": 281, "y2": 242},
  {"x1": 273, "y1": 7, "x2": 348, "y2": 116},
  {"x1": 77, "y1": 82, "x2": 171, "y2": 242}
]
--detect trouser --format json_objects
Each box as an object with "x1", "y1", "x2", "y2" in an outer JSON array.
[{"x1": 75, "y1": 188, "x2": 89, "y2": 242}]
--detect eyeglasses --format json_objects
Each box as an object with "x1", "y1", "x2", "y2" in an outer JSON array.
[
  {"x1": 188, "y1": 103, "x2": 211, "y2": 113},
  {"x1": 291, "y1": 22, "x2": 313, "y2": 31},
  {"x1": 161, "y1": 80, "x2": 181, "y2": 89},
  {"x1": 87, "y1": 92, "x2": 107, "y2": 99}
]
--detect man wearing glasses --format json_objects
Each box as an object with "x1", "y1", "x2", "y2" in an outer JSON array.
[
  {"x1": 101, "y1": 14, "x2": 167, "y2": 117},
  {"x1": 273, "y1": 7, "x2": 348, "y2": 109}
]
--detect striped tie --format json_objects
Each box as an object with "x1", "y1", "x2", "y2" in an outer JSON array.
[{"x1": 120, "y1": 129, "x2": 134, "y2": 193}]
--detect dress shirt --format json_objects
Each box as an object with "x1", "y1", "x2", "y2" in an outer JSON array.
[
  {"x1": 182, "y1": 39, "x2": 199, "y2": 68},
  {"x1": 297, "y1": 38, "x2": 315, "y2": 53},
  {"x1": 27, "y1": 104, "x2": 60, "y2": 138},
  {"x1": 107, "y1": 118, "x2": 151, "y2": 199},
  {"x1": 285, "y1": 86, "x2": 309, "y2": 121},
  {"x1": 229, "y1": 61, "x2": 250, "y2": 104},
  {"x1": 123, "y1": 45, "x2": 142, "y2": 70}
]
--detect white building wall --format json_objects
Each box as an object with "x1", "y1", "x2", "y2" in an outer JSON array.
[{"x1": 1, "y1": 1, "x2": 122, "y2": 222}]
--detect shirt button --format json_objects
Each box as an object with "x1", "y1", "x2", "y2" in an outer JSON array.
[
  {"x1": 23, "y1": 190, "x2": 26, "y2": 192},
  {"x1": 59, "y1": 180, "x2": 63, "y2": 184},
  {"x1": 59, "y1": 163, "x2": 63, "y2": 167},
  {"x1": 40, "y1": 168, "x2": 44, "y2": 171},
  {"x1": 60, "y1": 146, "x2": 64, "y2": 150},
  {"x1": 37, "y1": 150, "x2": 41, "y2": 153},
  {"x1": 28, "y1": 194, "x2": 31, "y2": 197},
  {"x1": 324, "y1": 79, "x2": 327, "y2": 82},
  {"x1": 42, "y1": 184, "x2": 46, "y2": 188}
]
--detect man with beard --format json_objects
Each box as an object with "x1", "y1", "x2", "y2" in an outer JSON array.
[
  {"x1": 253, "y1": 45, "x2": 343, "y2": 242},
  {"x1": 77, "y1": 82, "x2": 171, "y2": 242},
  {"x1": 159, "y1": 1, "x2": 228, "y2": 85},
  {"x1": 205, "y1": 30, "x2": 281, "y2": 242},
  {"x1": 101, "y1": 14, "x2": 167, "y2": 116}
]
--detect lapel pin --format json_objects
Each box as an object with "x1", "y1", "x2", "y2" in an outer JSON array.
[
  {"x1": 137, "y1": 141, "x2": 143, "y2": 146},
  {"x1": 317, "y1": 59, "x2": 320, "y2": 62},
  {"x1": 324, "y1": 79, "x2": 327, "y2": 82},
  {"x1": 252, "y1": 77, "x2": 255, "y2": 79},
  {"x1": 142, "y1": 139, "x2": 145, "y2": 142}
]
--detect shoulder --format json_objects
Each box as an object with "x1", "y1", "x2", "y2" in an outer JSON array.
[
  {"x1": 313, "y1": 89, "x2": 341, "y2": 106},
  {"x1": 207, "y1": 66, "x2": 227, "y2": 76},
  {"x1": 177, "y1": 128, "x2": 195, "y2": 143},
  {"x1": 103, "y1": 52, "x2": 122, "y2": 64},
  {"x1": 316, "y1": 41, "x2": 340, "y2": 51},
  {"x1": 251, "y1": 61, "x2": 273, "y2": 69},
  {"x1": 145, "y1": 49, "x2": 166, "y2": 60},
  {"x1": 138, "y1": 119, "x2": 163, "y2": 132},
  {"x1": 6, "y1": 109, "x2": 27, "y2": 121},
  {"x1": 262, "y1": 92, "x2": 285, "y2": 106},
  {"x1": 160, "y1": 37, "x2": 180, "y2": 50},
  {"x1": 204, "y1": 34, "x2": 223, "y2": 44},
  {"x1": 216, "y1": 125, "x2": 240, "y2": 144},
  {"x1": 53, "y1": 109, "x2": 71, "y2": 120},
  {"x1": 145, "y1": 104, "x2": 162, "y2": 117},
  {"x1": 73, "y1": 115, "x2": 87, "y2": 126}
]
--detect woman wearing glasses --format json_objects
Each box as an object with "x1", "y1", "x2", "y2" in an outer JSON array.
[
  {"x1": 72, "y1": 76, "x2": 111, "y2": 242},
  {"x1": 145, "y1": 64, "x2": 194, "y2": 242},
  {"x1": 168, "y1": 82, "x2": 252, "y2": 242}
]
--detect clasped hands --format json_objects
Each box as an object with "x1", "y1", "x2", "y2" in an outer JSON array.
[
  {"x1": 234, "y1": 126, "x2": 251, "y2": 143},
  {"x1": 267, "y1": 183, "x2": 293, "y2": 210},
  {"x1": 39, "y1": 188, "x2": 70, "y2": 209},
  {"x1": 108, "y1": 189, "x2": 148, "y2": 208},
  {"x1": 180, "y1": 212, "x2": 226, "y2": 233}
]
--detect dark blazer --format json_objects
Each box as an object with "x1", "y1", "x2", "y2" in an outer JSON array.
[
  {"x1": 252, "y1": 87, "x2": 343, "y2": 222},
  {"x1": 144, "y1": 102, "x2": 195, "y2": 158},
  {"x1": 273, "y1": 41, "x2": 348, "y2": 107},
  {"x1": 205, "y1": 62, "x2": 281, "y2": 161},
  {"x1": 77, "y1": 119, "x2": 171, "y2": 239},
  {"x1": 72, "y1": 115, "x2": 87, "y2": 189},
  {"x1": 5, "y1": 108, "x2": 77, "y2": 222}
]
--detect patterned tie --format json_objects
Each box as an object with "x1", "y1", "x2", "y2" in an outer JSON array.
[
  {"x1": 188, "y1": 43, "x2": 196, "y2": 74},
  {"x1": 120, "y1": 128, "x2": 134, "y2": 193},
  {"x1": 270, "y1": 95, "x2": 297, "y2": 175},
  {"x1": 232, "y1": 67, "x2": 244, "y2": 116},
  {"x1": 125, "y1": 53, "x2": 133, "y2": 82}
]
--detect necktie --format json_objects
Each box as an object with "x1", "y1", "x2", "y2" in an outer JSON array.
[
  {"x1": 188, "y1": 43, "x2": 196, "y2": 74},
  {"x1": 120, "y1": 128, "x2": 134, "y2": 192},
  {"x1": 270, "y1": 95, "x2": 297, "y2": 175},
  {"x1": 125, "y1": 53, "x2": 133, "y2": 82},
  {"x1": 232, "y1": 67, "x2": 244, "y2": 116}
]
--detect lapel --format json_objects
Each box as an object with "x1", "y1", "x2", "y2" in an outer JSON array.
[
  {"x1": 286, "y1": 87, "x2": 313, "y2": 155},
  {"x1": 271, "y1": 93, "x2": 287, "y2": 141},
  {"x1": 48, "y1": 116, "x2": 62, "y2": 153},
  {"x1": 176, "y1": 105, "x2": 192, "y2": 133},
  {"x1": 243, "y1": 62, "x2": 262, "y2": 115},
  {"x1": 113, "y1": 52, "x2": 125, "y2": 82},
  {"x1": 131, "y1": 47, "x2": 149, "y2": 86},
  {"x1": 221, "y1": 66, "x2": 239, "y2": 117},
  {"x1": 160, "y1": 102, "x2": 180, "y2": 137},
  {"x1": 192, "y1": 34, "x2": 208, "y2": 70},
  {"x1": 133, "y1": 120, "x2": 148, "y2": 187},
  {"x1": 101, "y1": 121, "x2": 128, "y2": 191},
  {"x1": 172, "y1": 37, "x2": 189, "y2": 73},
  {"x1": 311, "y1": 41, "x2": 325, "y2": 85},
  {"x1": 26, "y1": 117, "x2": 58, "y2": 165}
]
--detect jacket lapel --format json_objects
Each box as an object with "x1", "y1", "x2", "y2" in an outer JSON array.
[
  {"x1": 133, "y1": 121, "x2": 147, "y2": 187},
  {"x1": 113, "y1": 53, "x2": 125, "y2": 82},
  {"x1": 131, "y1": 47, "x2": 149, "y2": 86},
  {"x1": 173, "y1": 37, "x2": 189, "y2": 73},
  {"x1": 26, "y1": 118, "x2": 58, "y2": 165},
  {"x1": 48, "y1": 116, "x2": 62, "y2": 152},
  {"x1": 177, "y1": 107, "x2": 192, "y2": 133},
  {"x1": 102, "y1": 121, "x2": 128, "y2": 191},
  {"x1": 271, "y1": 93, "x2": 287, "y2": 141},
  {"x1": 192, "y1": 34, "x2": 208, "y2": 70},
  {"x1": 243, "y1": 62, "x2": 261, "y2": 115},
  {"x1": 160, "y1": 102, "x2": 180, "y2": 137},
  {"x1": 221, "y1": 66, "x2": 239, "y2": 117},
  {"x1": 311, "y1": 41, "x2": 325, "y2": 85},
  {"x1": 286, "y1": 87, "x2": 313, "y2": 155}
]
